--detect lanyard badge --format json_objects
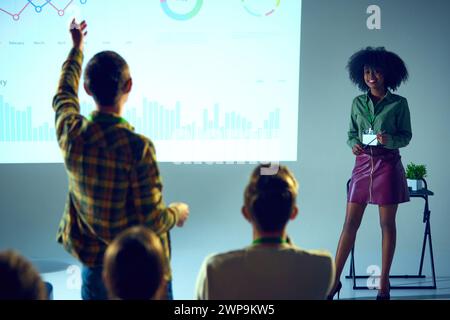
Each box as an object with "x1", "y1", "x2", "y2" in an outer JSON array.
[
  {"x1": 363, "y1": 104, "x2": 377, "y2": 146},
  {"x1": 363, "y1": 128, "x2": 377, "y2": 146}
]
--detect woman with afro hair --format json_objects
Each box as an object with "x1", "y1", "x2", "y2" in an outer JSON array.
[{"x1": 328, "y1": 47, "x2": 412, "y2": 300}]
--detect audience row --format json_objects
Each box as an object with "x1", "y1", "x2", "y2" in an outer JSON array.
[{"x1": 0, "y1": 165, "x2": 334, "y2": 300}]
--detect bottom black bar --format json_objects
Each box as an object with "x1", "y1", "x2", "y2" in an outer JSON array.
[{"x1": 2, "y1": 300, "x2": 448, "y2": 319}]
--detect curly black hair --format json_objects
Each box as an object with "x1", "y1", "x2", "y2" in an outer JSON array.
[{"x1": 347, "y1": 47, "x2": 408, "y2": 92}]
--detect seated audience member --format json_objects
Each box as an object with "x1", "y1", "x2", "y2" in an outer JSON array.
[
  {"x1": 195, "y1": 165, "x2": 335, "y2": 300},
  {"x1": 103, "y1": 227, "x2": 166, "y2": 300},
  {"x1": 0, "y1": 250, "x2": 47, "y2": 300}
]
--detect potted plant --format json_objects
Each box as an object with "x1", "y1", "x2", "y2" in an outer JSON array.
[{"x1": 405, "y1": 163, "x2": 427, "y2": 191}]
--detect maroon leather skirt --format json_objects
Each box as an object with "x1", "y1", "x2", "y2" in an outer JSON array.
[{"x1": 347, "y1": 146, "x2": 410, "y2": 205}]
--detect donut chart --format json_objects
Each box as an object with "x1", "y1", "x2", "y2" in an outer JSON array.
[
  {"x1": 241, "y1": 0, "x2": 281, "y2": 17},
  {"x1": 160, "y1": 0, "x2": 203, "y2": 21}
]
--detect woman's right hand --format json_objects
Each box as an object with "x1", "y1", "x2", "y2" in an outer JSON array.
[{"x1": 352, "y1": 144, "x2": 364, "y2": 156}]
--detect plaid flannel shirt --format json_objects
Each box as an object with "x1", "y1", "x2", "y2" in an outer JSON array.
[{"x1": 53, "y1": 48, "x2": 178, "y2": 278}]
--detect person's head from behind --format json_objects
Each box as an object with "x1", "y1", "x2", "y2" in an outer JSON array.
[
  {"x1": 103, "y1": 226, "x2": 166, "y2": 300},
  {"x1": 243, "y1": 165, "x2": 299, "y2": 235},
  {"x1": 0, "y1": 250, "x2": 47, "y2": 300},
  {"x1": 84, "y1": 51, "x2": 132, "y2": 114}
]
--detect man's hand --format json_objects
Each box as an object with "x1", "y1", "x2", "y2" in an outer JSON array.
[
  {"x1": 170, "y1": 202, "x2": 190, "y2": 227},
  {"x1": 70, "y1": 19, "x2": 87, "y2": 51},
  {"x1": 352, "y1": 144, "x2": 364, "y2": 156}
]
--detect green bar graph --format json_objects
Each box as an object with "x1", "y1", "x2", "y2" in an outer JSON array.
[
  {"x1": 5, "y1": 103, "x2": 10, "y2": 141},
  {"x1": 170, "y1": 110, "x2": 175, "y2": 139},
  {"x1": 44, "y1": 123, "x2": 49, "y2": 141},
  {"x1": 16, "y1": 111, "x2": 21, "y2": 141},
  {"x1": 203, "y1": 109, "x2": 208, "y2": 131},
  {"x1": 0, "y1": 96, "x2": 54, "y2": 142},
  {"x1": 164, "y1": 109, "x2": 169, "y2": 140},
  {"x1": 0, "y1": 95, "x2": 281, "y2": 143},
  {"x1": 21, "y1": 111, "x2": 26, "y2": 141},
  {"x1": 231, "y1": 112, "x2": 236, "y2": 129},
  {"x1": 214, "y1": 104, "x2": 219, "y2": 129},
  {"x1": 154, "y1": 103, "x2": 159, "y2": 139},
  {"x1": 176, "y1": 103, "x2": 181, "y2": 129},
  {"x1": 143, "y1": 99, "x2": 149, "y2": 137},
  {"x1": 11, "y1": 107, "x2": 16, "y2": 142}
]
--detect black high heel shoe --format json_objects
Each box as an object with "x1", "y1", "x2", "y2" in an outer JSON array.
[
  {"x1": 376, "y1": 282, "x2": 390, "y2": 300},
  {"x1": 326, "y1": 281, "x2": 342, "y2": 300}
]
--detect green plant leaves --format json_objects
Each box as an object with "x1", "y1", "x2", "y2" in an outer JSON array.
[{"x1": 406, "y1": 162, "x2": 427, "y2": 180}]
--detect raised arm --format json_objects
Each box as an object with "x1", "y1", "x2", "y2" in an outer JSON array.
[{"x1": 52, "y1": 20, "x2": 87, "y2": 149}]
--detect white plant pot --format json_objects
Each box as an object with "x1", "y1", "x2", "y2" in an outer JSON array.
[{"x1": 407, "y1": 179, "x2": 423, "y2": 191}]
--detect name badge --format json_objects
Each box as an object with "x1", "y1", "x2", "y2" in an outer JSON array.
[{"x1": 362, "y1": 129, "x2": 377, "y2": 146}]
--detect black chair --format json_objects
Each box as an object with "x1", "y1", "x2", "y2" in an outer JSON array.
[{"x1": 345, "y1": 178, "x2": 437, "y2": 290}]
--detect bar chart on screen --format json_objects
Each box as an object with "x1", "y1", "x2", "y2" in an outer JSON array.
[{"x1": 0, "y1": 96, "x2": 281, "y2": 143}]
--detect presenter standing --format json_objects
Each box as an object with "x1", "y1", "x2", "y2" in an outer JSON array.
[{"x1": 328, "y1": 47, "x2": 412, "y2": 300}]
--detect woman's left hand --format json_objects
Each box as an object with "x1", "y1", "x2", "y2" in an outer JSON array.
[{"x1": 377, "y1": 132, "x2": 389, "y2": 145}]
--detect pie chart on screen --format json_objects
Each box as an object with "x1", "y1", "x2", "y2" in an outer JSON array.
[
  {"x1": 241, "y1": 0, "x2": 281, "y2": 17},
  {"x1": 160, "y1": 0, "x2": 203, "y2": 21}
]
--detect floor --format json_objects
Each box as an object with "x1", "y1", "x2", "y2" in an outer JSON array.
[
  {"x1": 38, "y1": 259, "x2": 450, "y2": 300},
  {"x1": 338, "y1": 277, "x2": 450, "y2": 300}
]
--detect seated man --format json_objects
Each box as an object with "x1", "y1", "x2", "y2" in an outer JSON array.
[
  {"x1": 0, "y1": 250, "x2": 47, "y2": 300},
  {"x1": 195, "y1": 165, "x2": 335, "y2": 300},
  {"x1": 103, "y1": 227, "x2": 166, "y2": 300}
]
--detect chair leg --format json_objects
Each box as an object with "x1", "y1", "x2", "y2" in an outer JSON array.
[
  {"x1": 418, "y1": 222, "x2": 428, "y2": 276},
  {"x1": 427, "y1": 222, "x2": 437, "y2": 289}
]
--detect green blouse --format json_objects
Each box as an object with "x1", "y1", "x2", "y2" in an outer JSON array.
[{"x1": 347, "y1": 91, "x2": 412, "y2": 150}]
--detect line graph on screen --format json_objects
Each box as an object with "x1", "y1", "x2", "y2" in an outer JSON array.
[{"x1": 0, "y1": 0, "x2": 86, "y2": 21}]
